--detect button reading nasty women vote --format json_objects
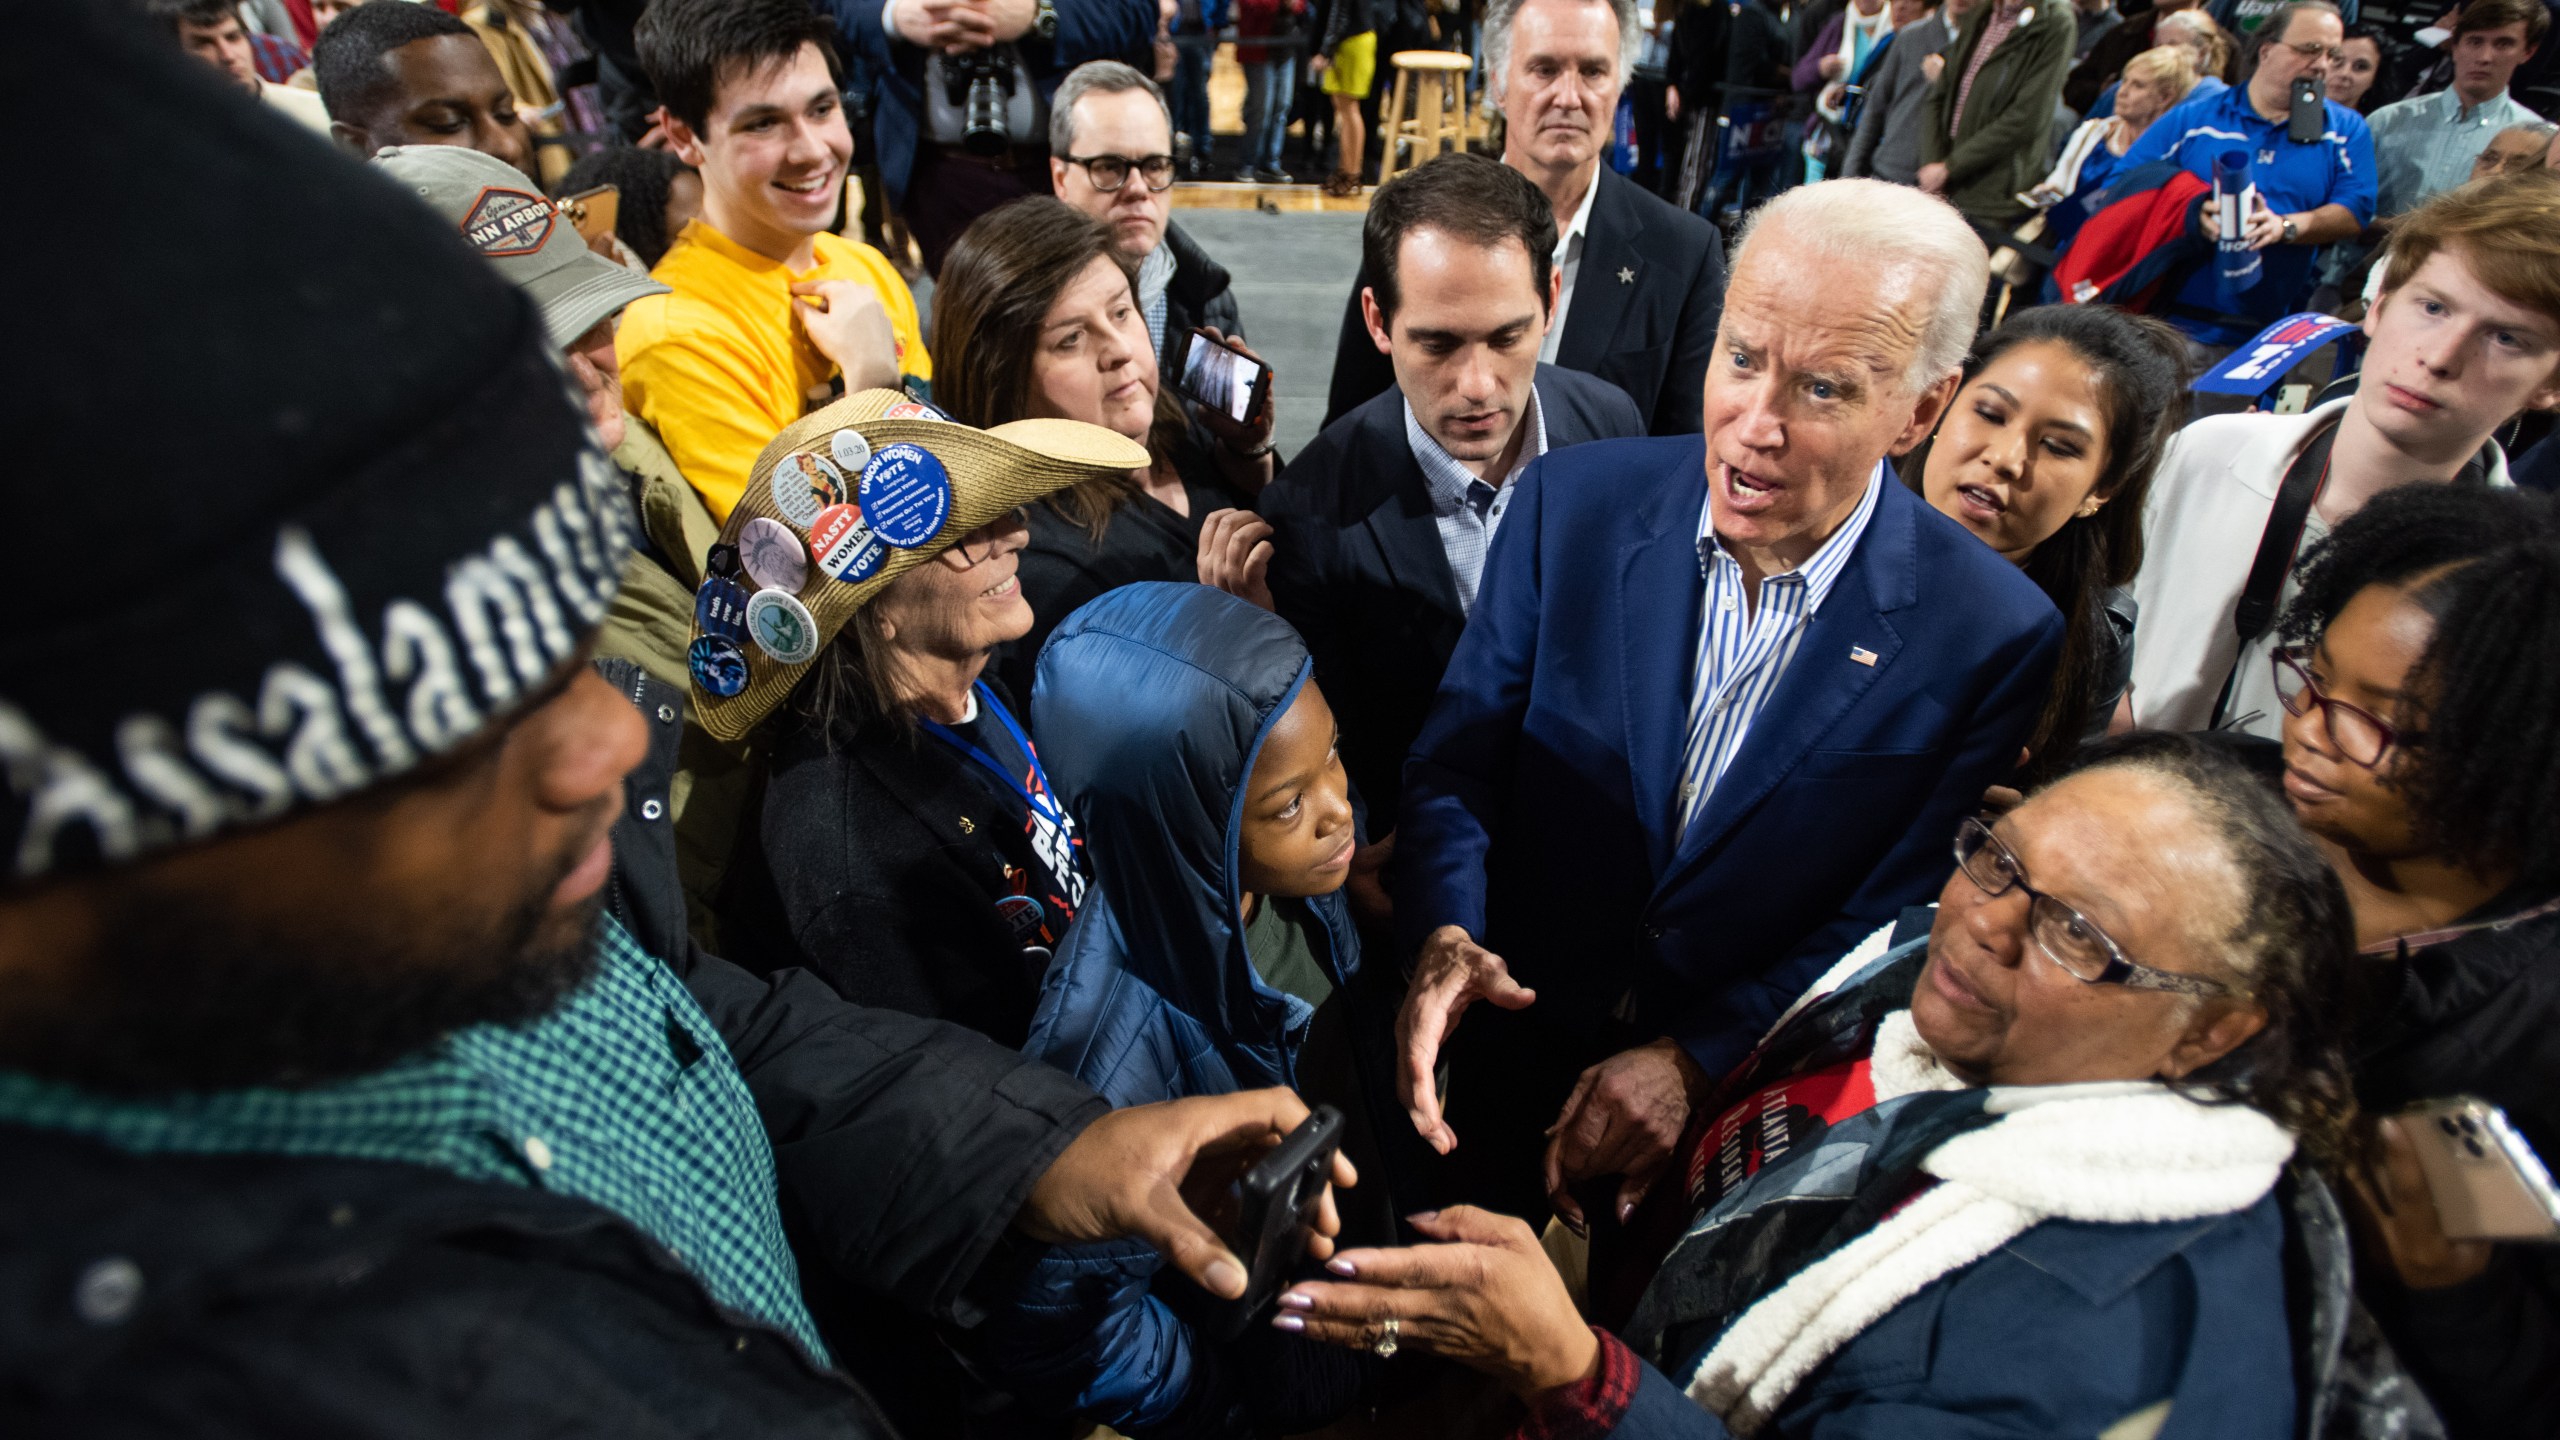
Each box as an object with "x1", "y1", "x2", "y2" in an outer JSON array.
[
  {"x1": 884, "y1": 400, "x2": 951, "y2": 421},
  {"x1": 688, "y1": 635, "x2": 750, "y2": 697},
  {"x1": 831, "y1": 428, "x2": 873, "y2": 473},
  {"x1": 808, "y1": 501, "x2": 887, "y2": 583},
  {"x1": 738, "y1": 515, "x2": 810, "y2": 593},
  {"x1": 745, "y1": 588, "x2": 820, "y2": 665},
  {"x1": 695, "y1": 576, "x2": 750, "y2": 641},
  {"x1": 768, "y1": 452, "x2": 845, "y2": 527},
  {"x1": 859, "y1": 443, "x2": 953, "y2": 548}
]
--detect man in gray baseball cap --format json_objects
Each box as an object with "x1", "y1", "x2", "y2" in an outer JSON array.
[{"x1": 374, "y1": 142, "x2": 667, "y2": 450}]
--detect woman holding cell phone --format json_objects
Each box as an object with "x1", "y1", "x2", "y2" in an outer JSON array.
[{"x1": 2269, "y1": 482, "x2": 2560, "y2": 1437}]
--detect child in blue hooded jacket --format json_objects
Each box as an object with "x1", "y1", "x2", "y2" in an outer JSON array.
[{"x1": 984, "y1": 581, "x2": 1375, "y2": 1437}]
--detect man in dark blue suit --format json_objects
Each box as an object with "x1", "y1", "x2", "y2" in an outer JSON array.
[
  {"x1": 1393, "y1": 179, "x2": 2065, "y2": 1225},
  {"x1": 1263, "y1": 153, "x2": 1647, "y2": 855}
]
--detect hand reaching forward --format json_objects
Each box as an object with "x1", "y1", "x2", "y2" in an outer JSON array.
[
  {"x1": 1397, "y1": 926, "x2": 1537, "y2": 1154},
  {"x1": 1274, "y1": 1206, "x2": 1599, "y2": 1394},
  {"x1": 1196, "y1": 508, "x2": 1275, "y2": 611},
  {"x1": 1543, "y1": 1038, "x2": 1707, "y2": 1233},
  {"x1": 1017, "y1": 1088, "x2": 1357, "y2": 1299}
]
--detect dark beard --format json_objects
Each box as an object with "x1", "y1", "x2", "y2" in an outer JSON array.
[{"x1": 0, "y1": 871, "x2": 605, "y2": 1097}]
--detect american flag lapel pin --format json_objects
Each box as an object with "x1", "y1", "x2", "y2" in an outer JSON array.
[{"x1": 1849, "y1": 646, "x2": 1879, "y2": 667}]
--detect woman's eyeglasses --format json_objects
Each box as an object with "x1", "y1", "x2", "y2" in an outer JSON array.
[
  {"x1": 1062, "y1": 153, "x2": 1177, "y2": 193},
  {"x1": 2272, "y1": 648, "x2": 2419, "y2": 769},
  {"x1": 1952, "y1": 818, "x2": 2232, "y2": 997}
]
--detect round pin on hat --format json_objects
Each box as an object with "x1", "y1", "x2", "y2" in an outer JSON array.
[
  {"x1": 688, "y1": 635, "x2": 750, "y2": 697},
  {"x1": 746, "y1": 588, "x2": 819, "y2": 664},
  {"x1": 860, "y1": 443, "x2": 953, "y2": 548},
  {"x1": 809, "y1": 501, "x2": 887, "y2": 583},
  {"x1": 769, "y1": 453, "x2": 844, "y2": 528},
  {"x1": 831, "y1": 429, "x2": 873, "y2": 473},
  {"x1": 739, "y1": 515, "x2": 809, "y2": 593},
  {"x1": 696, "y1": 576, "x2": 750, "y2": 641}
]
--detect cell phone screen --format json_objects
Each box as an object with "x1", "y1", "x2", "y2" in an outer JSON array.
[{"x1": 1181, "y1": 332, "x2": 1264, "y2": 425}]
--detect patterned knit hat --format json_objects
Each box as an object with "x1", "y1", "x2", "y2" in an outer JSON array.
[{"x1": 0, "y1": 1, "x2": 621, "y2": 882}]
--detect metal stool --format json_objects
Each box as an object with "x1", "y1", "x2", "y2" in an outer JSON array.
[{"x1": 1377, "y1": 49, "x2": 1474, "y2": 184}]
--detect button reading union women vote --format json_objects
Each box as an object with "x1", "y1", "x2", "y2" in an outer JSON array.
[
  {"x1": 745, "y1": 588, "x2": 819, "y2": 665},
  {"x1": 858, "y1": 443, "x2": 952, "y2": 548}
]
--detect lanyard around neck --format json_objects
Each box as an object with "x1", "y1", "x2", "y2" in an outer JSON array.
[
  {"x1": 2362, "y1": 894, "x2": 2560, "y2": 958},
  {"x1": 917, "y1": 682, "x2": 1072, "y2": 834}
]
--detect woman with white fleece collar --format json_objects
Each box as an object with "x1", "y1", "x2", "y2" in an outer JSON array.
[{"x1": 1272, "y1": 733, "x2": 2357, "y2": 1439}]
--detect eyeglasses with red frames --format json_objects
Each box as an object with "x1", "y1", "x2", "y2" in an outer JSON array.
[{"x1": 2271, "y1": 648, "x2": 2421, "y2": 769}]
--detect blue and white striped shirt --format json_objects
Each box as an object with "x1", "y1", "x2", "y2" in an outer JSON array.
[
  {"x1": 1403, "y1": 386, "x2": 1549, "y2": 614},
  {"x1": 1675, "y1": 464, "x2": 1884, "y2": 835}
]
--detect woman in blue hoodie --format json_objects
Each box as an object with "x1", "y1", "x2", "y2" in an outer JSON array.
[{"x1": 980, "y1": 581, "x2": 1378, "y2": 1437}]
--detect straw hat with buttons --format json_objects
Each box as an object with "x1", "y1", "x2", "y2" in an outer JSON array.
[{"x1": 687, "y1": 390, "x2": 1148, "y2": 741}]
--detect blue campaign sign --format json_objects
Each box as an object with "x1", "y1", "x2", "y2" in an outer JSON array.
[{"x1": 2193, "y1": 312, "x2": 2359, "y2": 399}]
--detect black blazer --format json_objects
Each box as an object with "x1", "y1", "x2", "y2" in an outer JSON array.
[
  {"x1": 1261, "y1": 363, "x2": 1645, "y2": 834},
  {"x1": 1321, "y1": 168, "x2": 1727, "y2": 437},
  {"x1": 728, "y1": 689, "x2": 1058, "y2": 1050}
]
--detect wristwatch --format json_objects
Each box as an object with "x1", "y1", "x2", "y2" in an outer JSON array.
[
  {"x1": 1034, "y1": 0, "x2": 1057, "y2": 39},
  {"x1": 2280, "y1": 216, "x2": 2300, "y2": 243}
]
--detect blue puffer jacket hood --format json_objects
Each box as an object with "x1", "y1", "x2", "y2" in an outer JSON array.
[{"x1": 1027, "y1": 582, "x2": 1357, "y2": 1102}]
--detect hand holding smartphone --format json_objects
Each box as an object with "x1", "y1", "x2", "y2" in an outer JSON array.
[
  {"x1": 1176, "y1": 328, "x2": 1274, "y2": 428},
  {"x1": 1201, "y1": 1104, "x2": 1345, "y2": 1340},
  {"x1": 2397, "y1": 1098, "x2": 2560, "y2": 1242}
]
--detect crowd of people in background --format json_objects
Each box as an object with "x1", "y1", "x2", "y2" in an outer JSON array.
[{"x1": 8, "y1": 0, "x2": 2560, "y2": 1435}]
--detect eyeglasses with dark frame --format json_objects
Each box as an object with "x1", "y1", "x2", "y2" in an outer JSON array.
[
  {"x1": 2271, "y1": 647, "x2": 2421, "y2": 769},
  {"x1": 937, "y1": 518, "x2": 1015, "y2": 569},
  {"x1": 2281, "y1": 39, "x2": 2349, "y2": 62},
  {"x1": 1062, "y1": 153, "x2": 1177, "y2": 193},
  {"x1": 1952, "y1": 818, "x2": 2233, "y2": 997}
]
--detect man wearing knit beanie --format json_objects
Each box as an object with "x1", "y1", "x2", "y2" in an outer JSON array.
[{"x1": 0, "y1": 6, "x2": 1345, "y2": 1433}]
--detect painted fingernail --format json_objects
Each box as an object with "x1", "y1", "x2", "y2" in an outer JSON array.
[
  {"x1": 1326, "y1": 1256, "x2": 1357, "y2": 1276},
  {"x1": 1278, "y1": 1290, "x2": 1315, "y2": 1310},
  {"x1": 1272, "y1": 1313, "x2": 1306, "y2": 1332},
  {"x1": 1405, "y1": 1210, "x2": 1440, "y2": 1224},
  {"x1": 1205, "y1": 1258, "x2": 1245, "y2": 1298},
  {"x1": 1619, "y1": 1201, "x2": 1637, "y2": 1225}
]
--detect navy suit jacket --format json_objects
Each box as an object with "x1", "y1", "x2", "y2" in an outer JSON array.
[
  {"x1": 1395, "y1": 437, "x2": 2063, "y2": 1080},
  {"x1": 1261, "y1": 364, "x2": 1646, "y2": 834}
]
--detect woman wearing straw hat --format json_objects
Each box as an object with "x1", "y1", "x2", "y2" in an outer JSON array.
[{"x1": 686, "y1": 389, "x2": 1148, "y2": 1048}]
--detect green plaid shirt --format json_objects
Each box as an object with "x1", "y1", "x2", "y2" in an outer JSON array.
[{"x1": 0, "y1": 915, "x2": 828, "y2": 1362}]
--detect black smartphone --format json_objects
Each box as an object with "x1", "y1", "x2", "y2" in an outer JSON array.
[
  {"x1": 2289, "y1": 75, "x2": 2324, "y2": 144},
  {"x1": 1202, "y1": 1104, "x2": 1344, "y2": 1342},
  {"x1": 1175, "y1": 327, "x2": 1274, "y2": 428}
]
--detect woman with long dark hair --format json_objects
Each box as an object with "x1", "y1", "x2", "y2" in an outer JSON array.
[
  {"x1": 1912, "y1": 303, "x2": 2189, "y2": 780},
  {"x1": 933, "y1": 197, "x2": 1278, "y2": 701}
]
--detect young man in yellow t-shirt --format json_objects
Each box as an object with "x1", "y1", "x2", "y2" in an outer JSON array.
[{"x1": 620, "y1": 0, "x2": 932, "y2": 521}]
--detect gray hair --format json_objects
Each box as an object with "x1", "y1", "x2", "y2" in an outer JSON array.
[
  {"x1": 1047, "y1": 61, "x2": 1170, "y2": 155},
  {"x1": 2255, "y1": 0, "x2": 2341, "y2": 54},
  {"x1": 1485, "y1": 0, "x2": 1643, "y2": 102},
  {"x1": 1730, "y1": 179, "x2": 1989, "y2": 391},
  {"x1": 2498, "y1": 119, "x2": 2560, "y2": 145}
]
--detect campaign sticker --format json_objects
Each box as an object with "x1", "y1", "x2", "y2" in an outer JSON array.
[
  {"x1": 859, "y1": 443, "x2": 953, "y2": 548},
  {"x1": 768, "y1": 452, "x2": 845, "y2": 527},
  {"x1": 994, "y1": 893, "x2": 1046, "y2": 941},
  {"x1": 745, "y1": 588, "x2": 820, "y2": 664},
  {"x1": 688, "y1": 635, "x2": 750, "y2": 697},
  {"x1": 884, "y1": 400, "x2": 950, "y2": 421},
  {"x1": 831, "y1": 429, "x2": 873, "y2": 473},
  {"x1": 809, "y1": 501, "x2": 887, "y2": 583},
  {"x1": 739, "y1": 515, "x2": 809, "y2": 593},
  {"x1": 694, "y1": 576, "x2": 750, "y2": 641}
]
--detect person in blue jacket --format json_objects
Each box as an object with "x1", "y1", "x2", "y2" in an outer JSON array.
[
  {"x1": 1273, "y1": 733, "x2": 2373, "y2": 1438},
  {"x1": 976, "y1": 581, "x2": 1379, "y2": 1436}
]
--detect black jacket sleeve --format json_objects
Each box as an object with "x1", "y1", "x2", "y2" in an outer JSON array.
[
  {"x1": 2374, "y1": 1247, "x2": 2560, "y2": 1438},
  {"x1": 677, "y1": 947, "x2": 1107, "y2": 1327},
  {"x1": 1323, "y1": 268, "x2": 1397, "y2": 429}
]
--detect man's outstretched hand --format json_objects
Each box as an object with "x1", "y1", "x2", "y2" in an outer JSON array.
[
  {"x1": 1543, "y1": 1038, "x2": 1708, "y2": 1233},
  {"x1": 1017, "y1": 1088, "x2": 1357, "y2": 1299},
  {"x1": 1396, "y1": 925, "x2": 1537, "y2": 1155}
]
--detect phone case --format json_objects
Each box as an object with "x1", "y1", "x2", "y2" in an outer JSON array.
[
  {"x1": 1202, "y1": 1105, "x2": 1344, "y2": 1341},
  {"x1": 2399, "y1": 1098, "x2": 2560, "y2": 1242}
]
